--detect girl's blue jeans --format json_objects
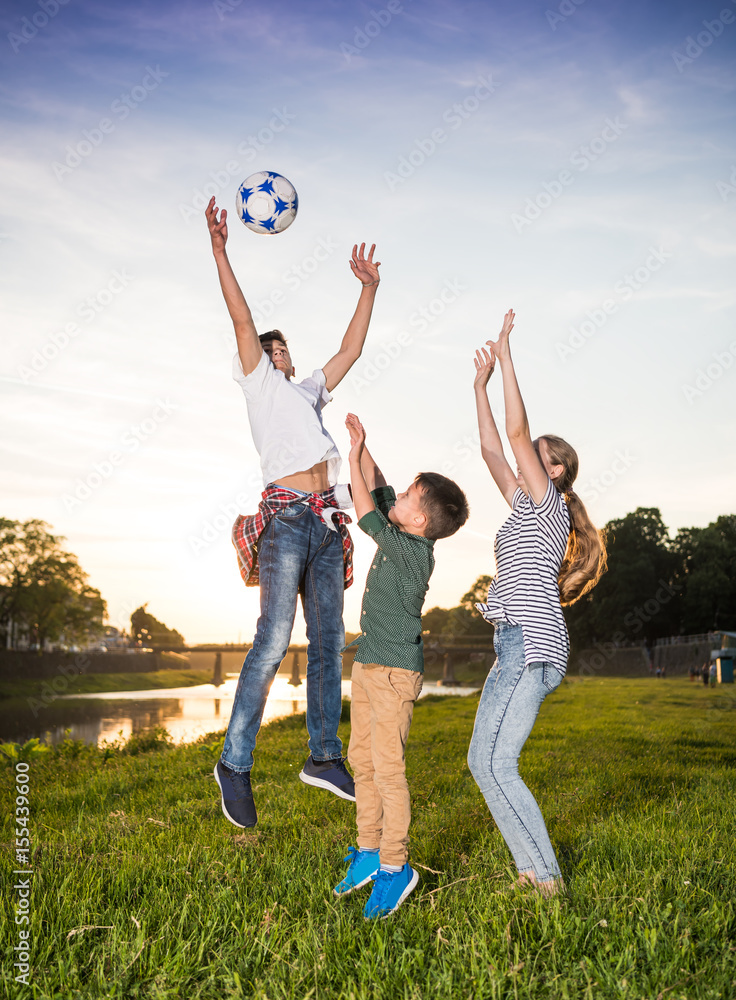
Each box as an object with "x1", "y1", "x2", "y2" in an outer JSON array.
[
  {"x1": 221, "y1": 498, "x2": 346, "y2": 773},
  {"x1": 467, "y1": 621, "x2": 563, "y2": 882}
]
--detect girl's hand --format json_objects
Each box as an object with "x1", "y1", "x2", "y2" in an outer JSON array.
[
  {"x1": 485, "y1": 308, "x2": 515, "y2": 361},
  {"x1": 473, "y1": 347, "x2": 496, "y2": 390}
]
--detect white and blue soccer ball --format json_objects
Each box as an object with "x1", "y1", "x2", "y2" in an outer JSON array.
[{"x1": 235, "y1": 171, "x2": 298, "y2": 235}]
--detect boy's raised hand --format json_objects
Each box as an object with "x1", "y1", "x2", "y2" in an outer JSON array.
[
  {"x1": 473, "y1": 346, "x2": 496, "y2": 391},
  {"x1": 346, "y1": 412, "x2": 366, "y2": 458},
  {"x1": 205, "y1": 196, "x2": 228, "y2": 253},
  {"x1": 485, "y1": 308, "x2": 515, "y2": 362},
  {"x1": 349, "y1": 243, "x2": 381, "y2": 286}
]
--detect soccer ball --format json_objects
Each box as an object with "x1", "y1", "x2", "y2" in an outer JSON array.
[{"x1": 235, "y1": 171, "x2": 298, "y2": 235}]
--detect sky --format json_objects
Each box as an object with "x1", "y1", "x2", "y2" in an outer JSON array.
[{"x1": 1, "y1": 0, "x2": 735, "y2": 644}]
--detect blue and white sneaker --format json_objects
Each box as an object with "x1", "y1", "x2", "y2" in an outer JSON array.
[
  {"x1": 363, "y1": 864, "x2": 419, "y2": 920},
  {"x1": 214, "y1": 760, "x2": 257, "y2": 828},
  {"x1": 333, "y1": 847, "x2": 380, "y2": 897},
  {"x1": 299, "y1": 755, "x2": 356, "y2": 801}
]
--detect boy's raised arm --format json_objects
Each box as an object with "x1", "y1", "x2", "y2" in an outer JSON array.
[
  {"x1": 322, "y1": 244, "x2": 381, "y2": 392},
  {"x1": 346, "y1": 413, "x2": 386, "y2": 493},
  {"x1": 346, "y1": 414, "x2": 380, "y2": 520},
  {"x1": 205, "y1": 196, "x2": 263, "y2": 377}
]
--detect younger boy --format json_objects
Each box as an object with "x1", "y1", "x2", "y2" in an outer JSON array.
[{"x1": 335, "y1": 413, "x2": 469, "y2": 919}]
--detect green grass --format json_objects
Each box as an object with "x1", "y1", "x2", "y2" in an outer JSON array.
[{"x1": 1, "y1": 678, "x2": 735, "y2": 999}]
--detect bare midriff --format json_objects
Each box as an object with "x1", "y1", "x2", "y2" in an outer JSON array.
[{"x1": 273, "y1": 460, "x2": 330, "y2": 495}]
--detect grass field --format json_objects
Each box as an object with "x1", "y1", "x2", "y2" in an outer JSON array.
[{"x1": 1, "y1": 677, "x2": 735, "y2": 999}]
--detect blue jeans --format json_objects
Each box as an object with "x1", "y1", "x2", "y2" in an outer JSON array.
[
  {"x1": 221, "y1": 498, "x2": 346, "y2": 772},
  {"x1": 467, "y1": 622, "x2": 563, "y2": 881}
]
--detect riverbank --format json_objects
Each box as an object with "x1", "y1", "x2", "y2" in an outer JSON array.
[
  {"x1": 0, "y1": 654, "x2": 488, "y2": 707},
  {"x1": 0, "y1": 667, "x2": 216, "y2": 702},
  {"x1": 1, "y1": 677, "x2": 734, "y2": 999}
]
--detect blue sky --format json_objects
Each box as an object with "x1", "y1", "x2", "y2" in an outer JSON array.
[{"x1": 1, "y1": 0, "x2": 734, "y2": 643}]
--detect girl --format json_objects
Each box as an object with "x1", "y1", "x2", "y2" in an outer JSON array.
[{"x1": 468, "y1": 309, "x2": 606, "y2": 895}]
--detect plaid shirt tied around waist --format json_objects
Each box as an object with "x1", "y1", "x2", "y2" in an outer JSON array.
[{"x1": 232, "y1": 484, "x2": 354, "y2": 590}]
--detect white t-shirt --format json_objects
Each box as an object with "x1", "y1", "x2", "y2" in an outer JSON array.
[
  {"x1": 476, "y1": 478, "x2": 571, "y2": 674},
  {"x1": 233, "y1": 351, "x2": 341, "y2": 487}
]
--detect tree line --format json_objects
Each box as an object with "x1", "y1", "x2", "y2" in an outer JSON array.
[
  {"x1": 2, "y1": 509, "x2": 732, "y2": 653},
  {"x1": 0, "y1": 519, "x2": 105, "y2": 650},
  {"x1": 0, "y1": 519, "x2": 184, "y2": 651},
  {"x1": 423, "y1": 508, "x2": 736, "y2": 650}
]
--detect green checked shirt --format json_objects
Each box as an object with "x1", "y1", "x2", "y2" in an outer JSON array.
[{"x1": 350, "y1": 485, "x2": 435, "y2": 673}]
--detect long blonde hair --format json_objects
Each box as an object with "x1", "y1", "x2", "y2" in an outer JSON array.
[{"x1": 537, "y1": 434, "x2": 607, "y2": 606}]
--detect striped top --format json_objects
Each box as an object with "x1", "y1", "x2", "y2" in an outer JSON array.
[{"x1": 476, "y1": 478, "x2": 571, "y2": 674}]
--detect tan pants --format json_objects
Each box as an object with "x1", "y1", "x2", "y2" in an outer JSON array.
[{"x1": 347, "y1": 662, "x2": 423, "y2": 866}]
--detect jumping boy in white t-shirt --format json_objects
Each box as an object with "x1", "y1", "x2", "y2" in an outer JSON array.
[{"x1": 204, "y1": 196, "x2": 381, "y2": 829}]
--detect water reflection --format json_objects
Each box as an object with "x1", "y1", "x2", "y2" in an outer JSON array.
[{"x1": 2, "y1": 674, "x2": 478, "y2": 748}]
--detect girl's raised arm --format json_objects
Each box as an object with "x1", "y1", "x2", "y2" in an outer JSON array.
[
  {"x1": 486, "y1": 310, "x2": 550, "y2": 506},
  {"x1": 473, "y1": 345, "x2": 518, "y2": 506}
]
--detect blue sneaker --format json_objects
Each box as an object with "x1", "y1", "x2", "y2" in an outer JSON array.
[
  {"x1": 214, "y1": 760, "x2": 257, "y2": 828},
  {"x1": 299, "y1": 755, "x2": 356, "y2": 801},
  {"x1": 363, "y1": 864, "x2": 419, "y2": 920},
  {"x1": 333, "y1": 847, "x2": 380, "y2": 897}
]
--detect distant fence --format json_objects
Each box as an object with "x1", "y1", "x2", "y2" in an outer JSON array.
[
  {"x1": 653, "y1": 639, "x2": 712, "y2": 676},
  {"x1": 571, "y1": 640, "x2": 717, "y2": 677},
  {"x1": 572, "y1": 646, "x2": 649, "y2": 677}
]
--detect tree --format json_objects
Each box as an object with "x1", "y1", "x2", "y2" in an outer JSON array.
[
  {"x1": 459, "y1": 575, "x2": 494, "y2": 610},
  {"x1": 425, "y1": 509, "x2": 736, "y2": 652},
  {"x1": 423, "y1": 575, "x2": 495, "y2": 639},
  {"x1": 673, "y1": 515, "x2": 736, "y2": 633},
  {"x1": 564, "y1": 507, "x2": 680, "y2": 650},
  {"x1": 0, "y1": 519, "x2": 106, "y2": 649},
  {"x1": 130, "y1": 605, "x2": 185, "y2": 647}
]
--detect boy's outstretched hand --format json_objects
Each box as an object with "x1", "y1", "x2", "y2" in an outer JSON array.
[
  {"x1": 349, "y1": 244, "x2": 381, "y2": 286},
  {"x1": 205, "y1": 196, "x2": 228, "y2": 254},
  {"x1": 346, "y1": 412, "x2": 366, "y2": 457}
]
